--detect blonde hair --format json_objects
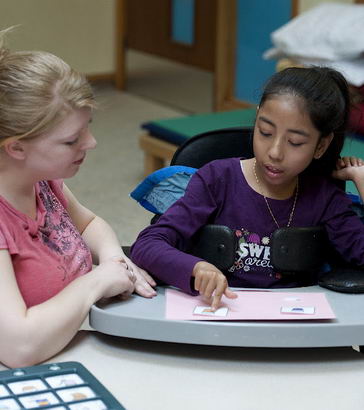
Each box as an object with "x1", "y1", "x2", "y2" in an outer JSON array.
[{"x1": 0, "y1": 28, "x2": 96, "y2": 143}]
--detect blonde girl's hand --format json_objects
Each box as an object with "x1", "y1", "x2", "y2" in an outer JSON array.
[
  {"x1": 333, "y1": 156, "x2": 364, "y2": 182},
  {"x1": 115, "y1": 255, "x2": 157, "y2": 298},
  {"x1": 192, "y1": 261, "x2": 237, "y2": 311},
  {"x1": 94, "y1": 258, "x2": 135, "y2": 299}
]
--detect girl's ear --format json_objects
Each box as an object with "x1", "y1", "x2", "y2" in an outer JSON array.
[
  {"x1": 314, "y1": 133, "x2": 334, "y2": 159},
  {"x1": 3, "y1": 138, "x2": 26, "y2": 160}
]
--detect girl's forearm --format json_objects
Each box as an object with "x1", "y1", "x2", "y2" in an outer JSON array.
[
  {"x1": 2, "y1": 269, "x2": 104, "y2": 368},
  {"x1": 352, "y1": 172, "x2": 364, "y2": 203},
  {"x1": 354, "y1": 184, "x2": 364, "y2": 202},
  {"x1": 81, "y1": 215, "x2": 125, "y2": 264}
]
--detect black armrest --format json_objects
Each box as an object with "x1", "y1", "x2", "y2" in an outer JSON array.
[
  {"x1": 270, "y1": 226, "x2": 327, "y2": 274},
  {"x1": 189, "y1": 225, "x2": 237, "y2": 271},
  {"x1": 270, "y1": 226, "x2": 364, "y2": 294}
]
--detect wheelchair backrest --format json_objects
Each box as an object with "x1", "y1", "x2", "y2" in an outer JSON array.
[{"x1": 171, "y1": 127, "x2": 254, "y2": 168}]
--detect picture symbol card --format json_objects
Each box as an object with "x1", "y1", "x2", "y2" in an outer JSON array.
[
  {"x1": 281, "y1": 306, "x2": 315, "y2": 315},
  {"x1": 193, "y1": 306, "x2": 229, "y2": 317}
]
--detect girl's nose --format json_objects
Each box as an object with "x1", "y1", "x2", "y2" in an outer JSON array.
[
  {"x1": 268, "y1": 138, "x2": 284, "y2": 161},
  {"x1": 83, "y1": 131, "x2": 97, "y2": 150}
]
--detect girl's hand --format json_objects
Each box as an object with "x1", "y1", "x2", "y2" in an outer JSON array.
[
  {"x1": 118, "y1": 255, "x2": 157, "y2": 298},
  {"x1": 94, "y1": 258, "x2": 135, "y2": 299},
  {"x1": 332, "y1": 156, "x2": 364, "y2": 182},
  {"x1": 192, "y1": 261, "x2": 237, "y2": 311}
]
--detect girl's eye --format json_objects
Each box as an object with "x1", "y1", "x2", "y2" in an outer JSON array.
[
  {"x1": 64, "y1": 138, "x2": 78, "y2": 146},
  {"x1": 259, "y1": 130, "x2": 271, "y2": 137},
  {"x1": 289, "y1": 141, "x2": 304, "y2": 147},
  {"x1": 64, "y1": 126, "x2": 88, "y2": 145}
]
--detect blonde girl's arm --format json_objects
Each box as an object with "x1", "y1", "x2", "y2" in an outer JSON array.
[
  {"x1": 0, "y1": 249, "x2": 134, "y2": 368},
  {"x1": 63, "y1": 184, "x2": 157, "y2": 298}
]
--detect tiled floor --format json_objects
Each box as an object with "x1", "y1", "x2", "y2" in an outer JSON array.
[{"x1": 125, "y1": 49, "x2": 213, "y2": 114}]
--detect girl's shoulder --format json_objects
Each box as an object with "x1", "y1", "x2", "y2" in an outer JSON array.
[
  {"x1": 190, "y1": 158, "x2": 248, "y2": 199},
  {"x1": 197, "y1": 157, "x2": 242, "y2": 179},
  {"x1": 301, "y1": 172, "x2": 345, "y2": 192},
  {"x1": 300, "y1": 173, "x2": 350, "y2": 206}
]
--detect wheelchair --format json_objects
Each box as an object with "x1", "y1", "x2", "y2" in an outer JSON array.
[
  {"x1": 91, "y1": 127, "x2": 364, "y2": 352},
  {"x1": 165, "y1": 126, "x2": 364, "y2": 293}
]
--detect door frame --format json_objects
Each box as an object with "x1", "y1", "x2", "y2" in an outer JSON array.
[
  {"x1": 115, "y1": 0, "x2": 126, "y2": 89},
  {"x1": 214, "y1": 0, "x2": 299, "y2": 111}
]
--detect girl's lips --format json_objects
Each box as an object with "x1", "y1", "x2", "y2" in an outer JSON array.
[
  {"x1": 266, "y1": 165, "x2": 282, "y2": 173},
  {"x1": 73, "y1": 157, "x2": 84, "y2": 165},
  {"x1": 265, "y1": 165, "x2": 283, "y2": 178}
]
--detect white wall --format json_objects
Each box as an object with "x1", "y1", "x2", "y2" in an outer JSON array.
[{"x1": 0, "y1": 0, "x2": 116, "y2": 75}]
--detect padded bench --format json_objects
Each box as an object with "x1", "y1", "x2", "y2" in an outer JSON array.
[{"x1": 139, "y1": 108, "x2": 257, "y2": 176}]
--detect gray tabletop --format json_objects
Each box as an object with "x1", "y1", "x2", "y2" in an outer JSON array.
[{"x1": 90, "y1": 286, "x2": 364, "y2": 348}]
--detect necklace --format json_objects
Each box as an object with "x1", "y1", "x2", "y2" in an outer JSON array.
[{"x1": 253, "y1": 159, "x2": 299, "y2": 228}]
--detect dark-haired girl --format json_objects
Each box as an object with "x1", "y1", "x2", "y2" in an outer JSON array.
[{"x1": 131, "y1": 67, "x2": 364, "y2": 310}]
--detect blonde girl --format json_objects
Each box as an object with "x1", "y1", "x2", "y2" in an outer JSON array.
[{"x1": 0, "y1": 29, "x2": 156, "y2": 368}]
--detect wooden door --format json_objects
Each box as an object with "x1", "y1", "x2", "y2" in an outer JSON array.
[{"x1": 124, "y1": 0, "x2": 216, "y2": 72}]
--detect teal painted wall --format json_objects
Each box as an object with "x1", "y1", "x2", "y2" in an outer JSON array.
[{"x1": 234, "y1": 0, "x2": 291, "y2": 104}]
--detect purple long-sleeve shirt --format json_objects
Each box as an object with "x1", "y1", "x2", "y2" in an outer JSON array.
[{"x1": 131, "y1": 158, "x2": 364, "y2": 293}]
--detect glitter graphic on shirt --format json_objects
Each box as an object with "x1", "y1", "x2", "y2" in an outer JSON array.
[
  {"x1": 229, "y1": 228, "x2": 280, "y2": 278},
  {"x1": 37, "y1": 181, "x2": 90, "y2": 280}
]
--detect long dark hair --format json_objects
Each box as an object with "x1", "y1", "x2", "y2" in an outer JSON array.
[{"x1": 259, "y1": 66, "x2": 351, "y2": 176}]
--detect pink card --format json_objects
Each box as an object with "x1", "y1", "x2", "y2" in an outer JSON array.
[{"x1": 165, "y1": 289, "x2": 336, "y2": 321}]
